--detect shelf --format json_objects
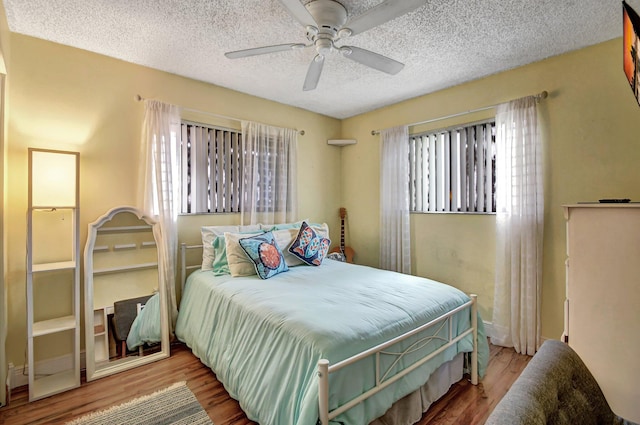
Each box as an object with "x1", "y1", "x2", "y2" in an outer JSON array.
[
  {"x1": 31, "y1": 369, "x2": 78, "y2": 401},
  {"x1": 31, "y1": 261, "x2": 76, "y2": 273},
  {"x1": 93, "y1": 262, "x2": 158, "y2": 275},
  {"x1": 32, "y1": 315, "x2": 76, "y2": 337}
]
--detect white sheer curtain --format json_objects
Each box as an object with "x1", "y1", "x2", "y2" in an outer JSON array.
[
  {"x1": 240, "y1": 121, "x2": 298, "y2": 226},
  {"x1": 380, "y1": 125, "x2": 411, "y2": 273},
  {"x1": 492, "y1": 96, "x2": 544, "y2": 356},
  {"x1": 138, "y1": 100, "x2": 180, "y2": 329}
]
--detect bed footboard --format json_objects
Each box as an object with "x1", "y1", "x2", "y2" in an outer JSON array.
[{"x1": 318, "y1": 294, "x2": 479, "y2": 425}]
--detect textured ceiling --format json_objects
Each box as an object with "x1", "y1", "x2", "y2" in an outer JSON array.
[{"x1": 3, "y1": 0, "x2": 637, "y2": 119}]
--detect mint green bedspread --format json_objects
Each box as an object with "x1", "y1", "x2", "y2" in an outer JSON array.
[
  {"x1": 176, "y1": 260, "x2": 489, "y2": 425},
  {"x1": 126, "y1": 292, "x2": 161, "y2": 351}
]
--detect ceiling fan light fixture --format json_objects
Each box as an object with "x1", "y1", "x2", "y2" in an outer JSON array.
[{"x1": 315, "y1": 37, "x2": 333, "y2": 55}]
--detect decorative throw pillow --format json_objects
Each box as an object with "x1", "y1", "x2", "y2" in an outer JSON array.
[
  {"x1": 288, "y1": 221, "x2": 331, "y2": 266},
  {"x1": 238, "y1": 232, "x2": 289, "y2": 279},
  {"x1": 224, "y1": 231, "x2": 266, "y2": 277}
]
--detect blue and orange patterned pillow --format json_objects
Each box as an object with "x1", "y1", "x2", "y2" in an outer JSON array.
[
  {"x1": 288, "y1": 221, "x2": 331, "y2": 266},
  {"x1": 239, "y1": 231, "x2": 289, "y2": 279}
]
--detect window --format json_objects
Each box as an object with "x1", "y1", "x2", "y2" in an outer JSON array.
[
  {"x1": 180, "y1": 121, "x2": 243, "y2": 214},
  {"x1": 408, "y1": 120, "x2": 496, "y2": 213}
]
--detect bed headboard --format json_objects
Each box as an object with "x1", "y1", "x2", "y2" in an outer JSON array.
[{"x1": 180, "y1": 243, "x2": 202, "y2": 293}]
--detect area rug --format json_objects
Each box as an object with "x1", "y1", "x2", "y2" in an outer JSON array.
[{"x1": 65, "y1": 381, "x2": 213, "y2": 425}]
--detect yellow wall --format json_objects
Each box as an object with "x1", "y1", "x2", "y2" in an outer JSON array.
[
  {"x1": 4, "y1": 33, "x2": 342, "y2": 366},
  {"x1": 341, "y1": 38, "x2": 640, "y2": 340}
]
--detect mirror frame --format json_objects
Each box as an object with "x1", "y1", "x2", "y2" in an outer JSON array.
[{"x1": 84, "y1": 206, "x2": 169, "y2": 381}]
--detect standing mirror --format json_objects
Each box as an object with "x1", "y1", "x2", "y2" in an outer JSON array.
[{"x1": 84, "y1": 206, "x2": 169, "y2": 381}]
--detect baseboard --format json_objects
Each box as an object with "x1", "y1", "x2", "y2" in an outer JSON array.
[
  {"x1": 10, "y1": 351, "x2": 86, "y2": 390},
  {"x1": 5, "y1": 362, "x2": 13, "y2": 404},
  {"x1": 482, "y1": 321, "x2": 494, "y2": 340},
  {"x1": 10, "y1": 363, "x2": 26, "y2": 390},
  {"x1": 482, "y1": 321, "x2": 551, "y2": 351}
]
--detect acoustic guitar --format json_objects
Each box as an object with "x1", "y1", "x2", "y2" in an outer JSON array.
[{"x1": 330, "y1": 207, "x2": 355, "y2": 263}]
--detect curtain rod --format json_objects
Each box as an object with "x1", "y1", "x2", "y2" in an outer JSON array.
[
  {"x1": 371, "y1": 90, "x2": 548, "y2": 136},
  {"x1": 135, "y1": 94, "x2": 305, "y2": 136}
]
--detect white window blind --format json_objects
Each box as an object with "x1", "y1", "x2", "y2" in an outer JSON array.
[
  {"x1": 180, "y1": 122, "x2": 243, "y2": 214},
  {"x1": 409, "y1": 120, "x2": 496, "y2": 213}
]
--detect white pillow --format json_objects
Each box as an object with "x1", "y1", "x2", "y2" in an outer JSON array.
[
  {"x1": 224, "y1": 231, "x2": 265, "y2": 277},
  {"x1": 201, "y1": 225, "x2": 261, "y2": 271},
  {"x1": 262, "y1": 220, "x2": 328, "y2": 235},
  {"x1": 310, "y1": 222, "x2": 329, "y2": 238},
  {"x1": 260, "y1": 220, "x2": 307, "y2": 231},
  {"x1": 272, "y1": 228, "x2": 305, "y2": 266}
]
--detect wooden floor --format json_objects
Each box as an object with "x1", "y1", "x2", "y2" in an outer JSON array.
[{"x1": 0, "y1": 341, "x2": 529, "y2": 425}]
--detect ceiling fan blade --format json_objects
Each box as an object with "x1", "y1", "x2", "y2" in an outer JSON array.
[
  {"x1": 343, "y1": 0, "x2": 427, "y2": 36},
  {"x1": 303, "y1": 55, "x2": 325, "y2": 91},
  {"x1": 278, "y1": 0, "x2": 317, "y2": 28},
  {"x1": 225, "y1": 43, "x2": 306, "y2": 59},
  {"x1": 341, "y1": 46, "x2": 404, "y2": 75}
]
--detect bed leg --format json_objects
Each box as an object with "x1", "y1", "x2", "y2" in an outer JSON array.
[
  {"x1": 318, "y1": 359, "x2": 329, "y2": 425},
  {"x1": 470, "y1": 294, "x2": 478, "y2": 385}
]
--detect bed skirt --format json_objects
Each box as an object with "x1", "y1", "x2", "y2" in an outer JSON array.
[{"x1": 370, "y1": 353, "x2": 463, "y2": 425}]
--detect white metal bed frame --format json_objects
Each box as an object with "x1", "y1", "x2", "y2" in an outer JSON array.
[{"x1": 180, "y1": 243, "x2": 479, "y2": 425}]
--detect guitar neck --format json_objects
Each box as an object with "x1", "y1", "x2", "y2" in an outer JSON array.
[{"x1": 340, "y1": 218, "x2": 345, "y2": 251}]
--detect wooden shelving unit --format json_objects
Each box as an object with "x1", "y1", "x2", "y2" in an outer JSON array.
[{"x1": 26, "y1": 149, "x2": 80, "y2": 401}]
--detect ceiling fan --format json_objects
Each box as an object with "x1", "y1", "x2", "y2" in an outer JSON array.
[{"x1": 225, "y1": 0, "x2": 428, "y2": 91}]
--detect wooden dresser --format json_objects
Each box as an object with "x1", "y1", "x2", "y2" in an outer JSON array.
[{"x1": 564, "y1": 204, "x2": 640, "y2": 423}]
